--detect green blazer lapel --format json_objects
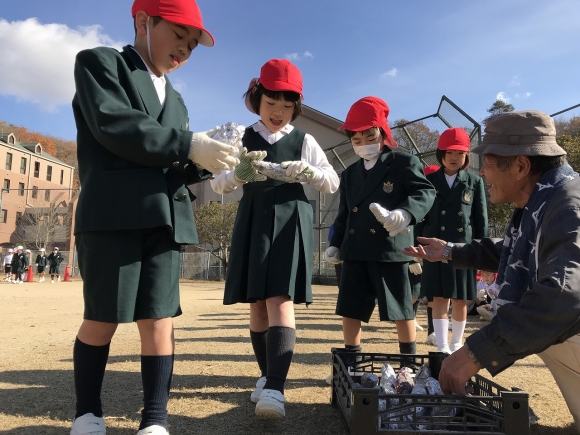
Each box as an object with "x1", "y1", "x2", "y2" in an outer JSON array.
[
  {"x1": 122, "y1": 46, "x2": 163, "y2": 120},
  {"x1": 354, "y1": 150, "x2": 393, "y2": 205}
]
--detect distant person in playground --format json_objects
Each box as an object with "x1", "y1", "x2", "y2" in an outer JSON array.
[
  {"x1": 47, "y1": 247, "x2": 64, "y2": 283},
  {"x1": 36, "y1": 248, "x2": 47, "y2": 283}
]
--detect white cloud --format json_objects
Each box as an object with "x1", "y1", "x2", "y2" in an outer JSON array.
[
  {"x1": 0, "y1": 18, "x2": 125, "y2": 112},
  {"x1": 514, "y1": 92, "x2": 532, "y2": 99},
  {"x1": 381, "y1": 68, "x2": 398, "y2": 78},
  {"x1": 509, "y1": 75, "x2": 521, "y2": 87},
  {"x1": 496, "y1": 92, "x2": 510, "y2": 103},
  {"x1": 284, "y1": 51, "x2": 314, "y2": 61}
]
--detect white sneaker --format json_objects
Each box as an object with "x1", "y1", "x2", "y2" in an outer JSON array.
[
  {"x1": 250, "y1": 376, "x2": 267, "y2": 403},
  {"x1": 58, "y1": 276, "x2": 61, "y2": 282},
  {"x1": 414, "y1": 320, "x2": 424, "y2": 331},
  {"x1": 450, "y1": 342, "x2": 463, "y2": 353},
  {"x1": 477, "y1": 306, "x2": 493, "y2": 321},
  {"x1": 425, "y1": 332, "x2": 438, "y2": 347},
  {"x1": 70, "y1": 413, "x2": 106, "y2": 435},
  {"x1": 18, "y1": 280, "x2": 23, "y2": 284},
  {"x1": 438, "y1": 346, "x2": 451, "y2": 355},
  {"x1": 255, "y1": 389, "x2": 285, "y2": 419},
  {"x1": 51, "y1": 280, "x2": 54, "y2": 284},
  {"x1": 325, "y1": 374, "x2": 333, "y2": 385},
  {"x1": 136, "y1": 425, "x2": 169, "y2": 435}
]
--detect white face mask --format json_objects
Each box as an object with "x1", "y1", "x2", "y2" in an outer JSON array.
[{"x1": 353, "y1": 142, "x2": 381, "y2": 161}]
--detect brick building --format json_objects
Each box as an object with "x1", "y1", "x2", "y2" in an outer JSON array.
[{"x1": 0, "y1": 132, "x2": 76, "y2": 250}]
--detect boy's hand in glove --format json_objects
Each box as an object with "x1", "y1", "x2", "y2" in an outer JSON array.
[
  {"x1": 234, "y1": 148, "x2": 267, "y2": 183},
  {"x1": 324, "y1": 246, "x2": 342, "y2": 264},
  {"x1": 409, "y1": 262, "x2": 422, "y2": 275},
  {"x1": 369, "y1": 203, "x2": 411, "y2": 237},
  {"x1": 189, "y1": 129, "x2": 240, "y2": 174},
  {"x1": 280, "y1": 160, "x2": 317, "y2": 181}
]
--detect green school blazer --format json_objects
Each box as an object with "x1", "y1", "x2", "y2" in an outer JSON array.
[
  {"x1": 72, "y1": 45, "x2": 210, "y2": 244},
  {"x1": 330, "y1": 150, "x2": 436, "y2": 262}
]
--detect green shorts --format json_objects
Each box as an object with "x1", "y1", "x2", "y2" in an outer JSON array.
[
  {"x1": 336, "y1": 260, "x2": 413, "y2": 322},
  {"x1": 76, "y1": 227, "x2": 182, "y2": 323}
]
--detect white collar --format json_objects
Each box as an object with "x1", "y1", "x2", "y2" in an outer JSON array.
[
  {"x1": 252, "y1": 121, "x2": 293, "y2": 135},
  {"x1": 130, "y1": 47, "x2": 166, "y2": 83}
]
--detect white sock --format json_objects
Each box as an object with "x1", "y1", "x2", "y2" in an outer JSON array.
[
  {"x1": 433, "y1": 318, "x2": 449, "y2": 351},
  {"x1": 450, "y1": 319, "x2": 467, "y2": 348}
]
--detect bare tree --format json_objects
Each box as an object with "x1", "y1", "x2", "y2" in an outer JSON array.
[
  {"x1": 392, "y1": 119, "x2": 441, "y2": 154},
  {"x1": 13, "y1": 195, "x2": 73, "y2": 250},
  {"x1": 193, "y1": 201, "x2": 238, "y2": 280}
]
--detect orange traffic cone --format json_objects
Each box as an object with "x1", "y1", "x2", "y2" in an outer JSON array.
[
  {"x1": 26, "y1": 267, "x2": 34, "y2": 282},
  {"x1": 64, "y1": 265, "x2": 71, "y2": 282}
]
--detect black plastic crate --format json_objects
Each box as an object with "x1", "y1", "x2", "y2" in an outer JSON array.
[{"x1": 330, "y1": 348, "x2": 530, "y2": 435}]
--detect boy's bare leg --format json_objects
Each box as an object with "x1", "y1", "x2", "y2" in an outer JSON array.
[
  {"x1": 137, "y1": 318, "x2": 174, "y2": 355},
  {"x1": 395, "y1": 319, "x2": 416, "y2": 343},
  {"x1": 342, "y1": 317, "x2": 362, "y2": 346}
]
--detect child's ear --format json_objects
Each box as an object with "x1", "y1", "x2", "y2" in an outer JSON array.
[{"x1": 134, "y1": 11, "x2": 149, "y2": 36}]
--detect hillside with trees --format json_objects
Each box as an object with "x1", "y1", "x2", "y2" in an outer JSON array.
[{"x1": 0, "y1": 119, "x2": 79, "y2": 187}]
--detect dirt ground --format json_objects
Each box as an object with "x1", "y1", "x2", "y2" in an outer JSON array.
[{"x1": 0, "y1": 279, "x2": 577, "y2": 435}]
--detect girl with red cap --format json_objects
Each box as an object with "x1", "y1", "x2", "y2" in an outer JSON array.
[
  {"x1": 325, "y1": 96, "x2": 435, "y2": 360},
  {"x1": 210, "y1": 59, "x2": 339, "y2": 419},
  {"x1": 414, "y1": 127, "x2": 488, "y2": 354}
]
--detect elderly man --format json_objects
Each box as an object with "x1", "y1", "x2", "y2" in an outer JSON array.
[{"x1": 403, "y1": 110, "x2": 580, "y2": 431}]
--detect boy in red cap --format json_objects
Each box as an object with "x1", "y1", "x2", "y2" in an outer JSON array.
[
  {"x1": 325, "y1": 96, "x2": 435, "y2": 360},
  {"x1": 210, "y1": 58, "x2": 339, "y2": 419},
  {"x1": 414, "y1": 127, "x2": 488, "y2": 354},
  {"x1": 69, "y1": 1, "x2": 239, "y2": 434}
]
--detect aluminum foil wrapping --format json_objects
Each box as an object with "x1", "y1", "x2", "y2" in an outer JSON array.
[
  {"x1": 395, "y1": 366, "x2": 414, "y2": 394},
  {"x1": 360, "y1": 372, "x2": 379, "y2": 388},
  {"x1": 425, "y1": 376, "x2": 442, "y2": 395},
  {"x1": 410, "y1": 383, "x2": 428, "y2": 417},
  {"x1": 415, "y1": 363, "x2": 431, "y2": 386},
  {"x1": 250, "y1": 161, "x2": 311, "y2": 183},
  {"x1": 379, "y1": 364, "x2": 396, "y2": 392},
  {"x1": 208, "y1": 122, "x2": 245, "y2": 146}
]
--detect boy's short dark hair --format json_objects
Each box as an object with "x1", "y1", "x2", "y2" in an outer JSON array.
[
  {"x1": 133, "y1": 15, "x2": 162, "y2": 36},
  {"x1": 345, "y1": 127, "x2": 385, "y2": 140},
  {"x1": 244, "y1": 84, "x2": 302, "y2": 121},
  {"x1": 436, "y1": 149, "x2": 470, "y2": 170}
]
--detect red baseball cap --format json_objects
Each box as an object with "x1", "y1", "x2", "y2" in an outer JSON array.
[
  {"x1": 438, "y1": 127, "x2": 470, "y2": 152},
  {"x1": 245, "y1": 59, "x2": 303, "y2": 113},
  {"x1": 339, "y1": 96, "x2": 397, "y2": 148},
  {"x1": 132, "y1": 0, "x2": 215, "y2": 47},
  {"x1": 423, "y1": 164, "x2": 440, "y2": 175}
]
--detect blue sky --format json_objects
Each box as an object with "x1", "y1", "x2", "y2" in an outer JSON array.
[{"x1": 0, "y1": 0, "x2": 579, "y2": 142}]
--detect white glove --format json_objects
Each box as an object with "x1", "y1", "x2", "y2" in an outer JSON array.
[
  {"x1": 189, "y1": 130, "x2": 240, "y2": 174},
  {"x1": 409, "y1": 262, "x2": 422, "y2": 275},
  {"x1": 324, "y1": 246, "x2": 342, "y2": 264},
  {"x1": 383, "y1": 208, "x2": 412, "y2": 237},
  {"x1": 280, "y1": 160, "x2": 316, "y2": 180},
  {"x1": 413, "y1": 257, "x2": 422, "y2": 264}
]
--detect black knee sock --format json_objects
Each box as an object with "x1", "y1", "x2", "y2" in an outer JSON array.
[
  {"x1": 73, "y1": 338, "x2": 110, "y2": 419},
  {"x1": 250, "y1": 329, "x2": 268, "y2": 377},
  {"x1": 345, "y1": 344, "x2": 361, "y2": 352},
  {"x1": 399, "y1": 341, "x2": 416, "y2": 354},
  {"x1": 263, "y1": 326, "x2": 296, "y2": 394},
  {"x1": 139, "y1": 355, "x2": 174, "y2": 430},
  {"x1": 412, "y1": 300, "x2": 419, "y2": 317},
  {"x1": 427, "y1": 307, "x2": 434, "y2": 335}
]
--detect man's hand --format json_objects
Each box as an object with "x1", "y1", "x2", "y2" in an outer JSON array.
[
  {"x1": 189, "y1": 130, "x2": 240, "y2": 174},
  {"x1": 402, "y1": 236, "x2": 447, "y2": 262},
  {"x1": 234, "y1": 148, "x2": 267, "y2": 183},
  {"x1": 409, "y1": 262, "x2": 422, "y2": 275},
  {"x1": 438, "y1": 347, "x2": 481, "y2": 395},
  {"x1": 383, "y1": 209, "x2": 412, "y2": 237},
  {"x1": 324, "y1": 246, "x2": 342, "y2": 264}
]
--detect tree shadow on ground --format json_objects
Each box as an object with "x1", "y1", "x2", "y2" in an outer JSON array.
[{"x1": 0, "y1": 370, "x2": 349, "y2": 435}]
